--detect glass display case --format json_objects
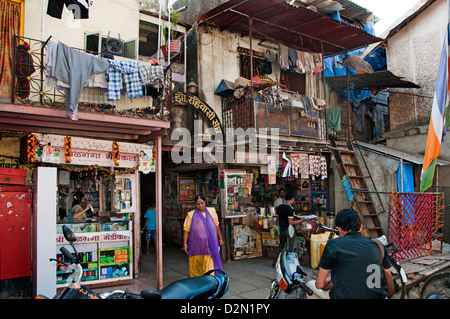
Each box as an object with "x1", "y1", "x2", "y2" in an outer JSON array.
[{"x1": 56, "y1": 221, "x2": 132, "y2": 287}]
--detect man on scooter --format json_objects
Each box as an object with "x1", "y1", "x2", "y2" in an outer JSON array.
[{"x1": 310, "y1": 209, "x2": 391, "y2": 299}]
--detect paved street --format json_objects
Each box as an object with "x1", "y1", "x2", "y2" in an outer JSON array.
[{"x1": 94, "y1": 244, "x2": 315, "y2": 299}]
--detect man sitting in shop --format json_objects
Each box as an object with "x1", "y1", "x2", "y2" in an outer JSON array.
[
  {"x1": 272, "y1": 192, "x2": 305, "y2": 267},
  {"x1": 273, "y1": 188, "x2": 286, "y2": 208}
]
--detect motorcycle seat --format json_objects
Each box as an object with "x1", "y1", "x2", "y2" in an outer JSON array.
[{"x1": 141, "y1": 274, "x2": 219, "y2": 299}]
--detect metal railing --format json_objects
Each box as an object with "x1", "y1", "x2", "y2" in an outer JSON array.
[
  {"x1": 222, "y1": 89, "x2": 328, "y2": 141},
  {"x1": 10, "y1": 35, "x2": 173, "y2": 120}
]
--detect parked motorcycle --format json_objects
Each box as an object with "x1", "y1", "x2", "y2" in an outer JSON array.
[{"x1": 37, "y1": 225, "x2": 229, "y2": 299}]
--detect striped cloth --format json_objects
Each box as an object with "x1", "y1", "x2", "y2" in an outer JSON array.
[
  {"x1": 107, "y1": 60, "x2": 143, "y2": 100},
  {"x1": 139, "y1": 64, "x2": 164, "y2": 88},
  {"x1": 420, "y1": 25, "x2": 450, "y2": 192}
]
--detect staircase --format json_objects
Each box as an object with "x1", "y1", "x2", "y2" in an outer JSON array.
[{"x1": 329, "y1": 137, "x2": 384, "y2": 238}]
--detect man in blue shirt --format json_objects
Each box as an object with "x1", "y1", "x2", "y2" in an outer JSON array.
[
  {"x1": 313, "y1": 209, "x2": 391, "y2": 299},
  {"x1": 142, "y1": 202, "x2": 157, "y2": 255}
]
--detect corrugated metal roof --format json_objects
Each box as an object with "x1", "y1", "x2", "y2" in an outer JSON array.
[
  {"x1": 197, "y1": 0, "x2": 382, "y2": 56},
  {"x1": 355, "y1": 141, "x2": 450, "y2": 166}
]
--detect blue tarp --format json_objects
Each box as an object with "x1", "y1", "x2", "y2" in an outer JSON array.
[
  {"x1": 397, "y1": 163, "x2": 415, "y2": 225},
  {"x1": 324, "y1": 15, "x2": 387, "y2": 103}
]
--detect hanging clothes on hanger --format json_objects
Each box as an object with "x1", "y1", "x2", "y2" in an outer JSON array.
[{"x1": 54, "y1": 41, "x2": 110, "y2": 120}]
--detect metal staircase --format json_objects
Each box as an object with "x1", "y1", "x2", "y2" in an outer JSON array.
[{"x1": 329, "y1": 137, "x2": 384, "y2": 238}]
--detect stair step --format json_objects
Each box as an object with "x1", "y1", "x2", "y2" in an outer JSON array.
[
  {"x1": 348, "y1": 175, "x2": 368, "y2": 179},
  {"x1": 329, "y1": 146, "x2": 355, "y2": 154}
]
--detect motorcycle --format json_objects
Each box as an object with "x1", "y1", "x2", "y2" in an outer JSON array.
[{"x1": 37, "y1": 225, "x2": 229, "y2": 299}]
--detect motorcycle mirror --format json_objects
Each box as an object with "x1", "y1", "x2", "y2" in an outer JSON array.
[{"x1": 62, "y1": 225, "x2": 76, "y2": 243}]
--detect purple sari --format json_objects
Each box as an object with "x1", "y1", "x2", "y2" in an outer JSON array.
[{"x1": 187, "y1": 208, "x2": 223, "y2": 271}]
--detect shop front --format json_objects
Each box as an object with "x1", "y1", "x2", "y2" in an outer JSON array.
[
  {"x1": 221, "y1": 150, "x2": 333, "y2": 268},
  {"x1": 28, "y1": 133, "x2": 158, "y2": 296}
]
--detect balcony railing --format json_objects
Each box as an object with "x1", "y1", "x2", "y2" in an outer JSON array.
[
  {"x1": 222, "y1": 87, "x2": 328, "y2": 141},
  {"x1": 10, "y1": 35, "x2": 173, "y2": 120}
]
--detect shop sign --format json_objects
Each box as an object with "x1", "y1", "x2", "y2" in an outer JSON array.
[
  {"x1": 56, "y1": 231, "x2": 131, "y2": 245},
  {"x1": 32, "y1": 134, "x2": 155, "y2": 169},
  {"x1": 173, "y1": 92, "x2": 223, "y2": 135},
  {"x1": 38, "y1": 148, "x2": 139, "y2": 168}
]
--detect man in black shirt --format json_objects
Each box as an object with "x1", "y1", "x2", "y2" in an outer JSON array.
[
  {"x1": 272, "y1": 192, "x2": 305, "y2": 267},
  {"x1": 313, "y1": 209, "x2": 391, "y2": 299}
]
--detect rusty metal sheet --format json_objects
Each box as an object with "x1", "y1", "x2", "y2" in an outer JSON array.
[{"x1": 197, "y1": 0, "x2": 382, "y2": 56}]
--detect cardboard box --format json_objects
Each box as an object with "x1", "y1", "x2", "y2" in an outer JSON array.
[{"x1": 262, "y1": 231, "x2": 279, "y2": 247}]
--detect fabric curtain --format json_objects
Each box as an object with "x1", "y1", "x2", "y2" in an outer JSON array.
[{"x1": 0, "y1": 0, "x2": 21, "y2": 98}]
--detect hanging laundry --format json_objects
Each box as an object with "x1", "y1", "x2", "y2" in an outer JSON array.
[
  {"x1": 47, "y1": 0, "x2": 91, "y2": 19},
  {"x1": 107, "y1": 60, "x2": 143, "y2": 100},
  {"x1": 139, "y1": 64, "x2": 164, "y2": 88},
  {"x1": 54, "y1": 41, "x2": 110, "y2": 120},
  {"x1": 15, "y1": 42, "x2": 36, "y2": 99},
  {"x1": 278, "y1": 44, "x2": 289, "y2": 70},
  {"x1": 296, "y1": 51, "x2": 306, "y2": 74},
  {"x1": 46, "y1": 40, "x2": 108, "y2": 90}
]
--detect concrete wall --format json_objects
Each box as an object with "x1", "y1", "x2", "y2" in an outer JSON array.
[
  {"x1": 195, "y1": 24, "x2": 282, "y2": 122},
  {"x1": 387, "y1": 0, "x2": 447, "y2": 130},
  {"x1": 24, "y1": 0, "x2": 140, "y2": 48}
]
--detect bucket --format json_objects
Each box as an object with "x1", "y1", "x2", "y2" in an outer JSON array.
[{"x1": 310, "y1": 232, "x2": 330, "y2": 269}]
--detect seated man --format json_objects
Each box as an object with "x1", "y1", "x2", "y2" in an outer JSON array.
[{"x1": 307, "y1": 209, "x2": 391, "y2": 299}]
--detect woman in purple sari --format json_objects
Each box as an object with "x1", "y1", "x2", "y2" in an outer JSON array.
[{"x1": 183, "y1": 195, "x2": 224, "y2": 277}]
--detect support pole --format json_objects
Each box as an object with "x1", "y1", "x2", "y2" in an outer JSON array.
[{"x1": 156, "y1": 135, "x2": 163, "y2": 290}]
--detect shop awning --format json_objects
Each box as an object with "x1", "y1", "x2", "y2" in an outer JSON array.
[
  {"x1": 325, "y1": 70, "x2": 421, "y2": 90},
  {"x1": 0, "y1": 103, "x2": 170, "y2": 143},
  {"x1": 197, "y1": 0, "x2": 383, "y2": 56}
]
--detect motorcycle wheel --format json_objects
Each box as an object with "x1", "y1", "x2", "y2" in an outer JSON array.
[
  {"x1": 420, "y1": 272, "x2": 450, "y2": 299},
  {"x1": 389, "y1": 259, "x2": 407, "y2": 299}
]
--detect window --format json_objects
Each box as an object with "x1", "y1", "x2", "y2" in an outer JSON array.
[{"x1": 85, "y1": 31, "x2": 138, "y2": 60}]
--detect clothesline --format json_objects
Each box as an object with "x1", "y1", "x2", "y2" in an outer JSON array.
[{"x1": 44, "y1": 39, "x2": 166, "y2": 120}]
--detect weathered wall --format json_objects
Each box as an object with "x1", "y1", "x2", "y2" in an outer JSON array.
[{"x1": 387, "y1": 0, "x2": 447, "y2": 130}]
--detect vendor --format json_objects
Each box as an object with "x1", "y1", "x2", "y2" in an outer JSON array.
[
  {"x1": 273, "y1": 188, "x2": 286, "y2": 207},
  {"x1": 272, "y1": 192, "x2": 305, "y2": 267},
  {"x1": 68, "y1": 191, "x2": 92, "y2": 223}
]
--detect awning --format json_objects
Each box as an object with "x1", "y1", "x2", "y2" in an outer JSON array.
[
  {"x1": 0, "y1": 103, "x2": 170, "y2": 143},
  {"x1": 325, "y1": 70, "x2": 421, "y2": 90},
  {"x1": 197, "y1": 0, "x2": 383, "y2": 56}
]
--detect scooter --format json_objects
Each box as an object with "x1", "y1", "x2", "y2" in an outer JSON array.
[
  {"x1": 268, "y1": 250, "x2": 313, "y2": 299},
  {"x1": 37, "y1": 225, "x2": 229, "y2": 299},
  {"x1": 268, "y1": 224, "x2": 336, "y2": 299}
]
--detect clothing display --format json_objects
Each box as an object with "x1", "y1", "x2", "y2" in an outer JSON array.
[
  {"x1": 54, "y1": 41, "x2": 110, "y2": 120},
  {"x1": 107, "y1": 60, "x2": 143, "y2": 100},
  {"x1": 309, "y1": 155, "x2": 327, "y2": 179}
]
